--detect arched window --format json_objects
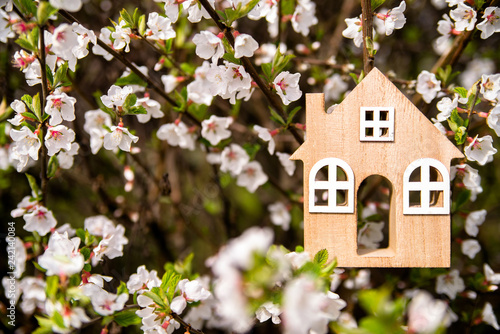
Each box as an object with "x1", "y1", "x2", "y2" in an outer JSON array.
[
  {"x1": 309, "y1": 158, "x2": 354, "y2": 213},
  {"x1": 403, "y1": 158, "x2": 450, "y2": 215}
]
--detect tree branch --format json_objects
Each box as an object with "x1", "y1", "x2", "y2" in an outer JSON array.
[
  {"x1": 38, "y1": 25, "x2": 49, "y2": 206},
  {"x1": 197, "y1": 0, "x2": 304, "y2": 144},
  {"x1": 361, "y1": 0, "x2": 374, "y2": 74}
]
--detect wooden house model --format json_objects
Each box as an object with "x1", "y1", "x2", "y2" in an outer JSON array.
[{"x1": 290, "y1": 68, "x2": 464, "y2": 267}]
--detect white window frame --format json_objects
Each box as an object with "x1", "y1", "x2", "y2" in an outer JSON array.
[
  {"x1": 360, "y1": 107, "x2": 395, "y2": 142},
  {"x1": 309, "y1": 158, "x2": 355, "y2": 213},
  {"x1": 403, "y1": 158, "x2": 450, "y2": 215}
]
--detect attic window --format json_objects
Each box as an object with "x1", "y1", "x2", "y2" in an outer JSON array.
[
  {"x1": 403, "y1": 158, "x2": 450, "y2": 215},
  {"x1": 309, "y1": 158, "x2": 354, "y2": 213},
  {"x1": 360, "y1": 107, "x2": 395, "y2": 142}
]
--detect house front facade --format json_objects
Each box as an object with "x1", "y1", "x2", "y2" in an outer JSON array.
[{"x1": 291, "y1": 68, "x2": 464, "y2": 267}]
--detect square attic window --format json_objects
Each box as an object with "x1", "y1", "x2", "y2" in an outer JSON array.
[{"x1": 360, "y1": 107, "x2": 395, "y2": 142}]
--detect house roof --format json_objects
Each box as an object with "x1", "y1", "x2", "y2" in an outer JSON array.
[{"x1": 290, "y1": 67, "x2": 464, "y2": 168}]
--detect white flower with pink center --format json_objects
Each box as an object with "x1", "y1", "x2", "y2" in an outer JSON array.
[
  {"x1": 376, "y1": 1, "x2": 406, "y2": 35},
  {"x1": 146, "y1": 12, "x2": 176, "y2": 41},
  {"x1": 450, "y1": 3, "x2": 477, "y2": 31},
  {"x1": 127, "y1": 265, "x2": 161, "y2": 294},
  {"x1": 103, "y1": 124, "x2": 139, "y2": 152},
  {"x1": 45, "y1": 92, "x2": 77, "y2": 126},
  {"x1": 274, "y1": 71, "x2": 302, "y2": 105},
  {"x1": 38, "y1": 232, "x2": 85, "y2": 276},
  {"x1": 171, "y1": 278, "x2": 211, "y2": 314},
  {"x1": 416, "y1": 70, "x2": 441, "y2": 103},
  {"x1": 45, "y1": 125, "x2": 75, "y2": 156},
  {"x1": 220, "y1": 144, "x2": 250, "y2": 175},
  {"x1": 91, "y1": 223, "x2": 128, "y2": 266},
  {"x1": 407, "y1": 290, "x2": 449, "y2": 333},
  {"x1": 23, "y1": 205, "x2": 57, "y2": 236},
  {"x1": 45, "y1": 299, "x2": 90, "y2": 332},
  {"x1": 464, "y1": 135, "x2": 497, "y2": 165},
  {"x1": 87, "y1": 285, "x2": 128, "y2": 316},
  {"x1": 436, "y1": 269, "x2": 465, "y2": 299},
  {"x1": 236, "y1": 161, "x2": 268, "y2": 193},
  {"x1": 291, "y1": 0, "x2": 318, "y2": 36},
  {"x1": 49, "y1": 23, "x2": 79, "y2": 70},
  {"x1": 201, "y1": 115, "x2": 233, "y2": 146},
  {"x1": 451, "y1": 164, "x2": 483, "y2": 201},
  {"x1": 10, "y1": 126, "x2": 41, "y2": 161},
  {"x1": 135, "y1": 95, "x2": 164, "y2": 123},
  {"x1": 477, "y1": 7, "x2": 500, "y2": 39}
]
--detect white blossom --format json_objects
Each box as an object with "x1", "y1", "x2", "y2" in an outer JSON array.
[
  {"x1": 436, "y1": 95, "x2": 458, "y2": 122},
  {"x1": 464, "y1": 135, "x2": 497, "y2": 165},
  {"x1": 283, "y1": 276, "x2": 346, "y2": 334},
  {"x1": 112, "y1": 20, "x2": 132, "y2": 52},
  {"x1": 101, "y1": 85, "x2": 134, "y2": 109},
  {"x1": 480, "y1": 73, "x2": 500, "y2": 101},
  {"x1": 192, "y1": 31, "x2": 224, "y2": 63},
  {"x1": 8, "y1": 99, "x2": 26, "y2": 126},
  {"x1": 476, "y1": 7, "x2": 500, "y2": 39},
  {"x1": 274, "y1": 71, "x2": 302, "y2": 105},
  {"x1": 268, "y1": 202, "x2": 291, "y2": 231},
  {"x1": 58, "y1": 142, "x2": 79, "y2": 169},
  {"x1": 236, "y1": 161, "x2": 268, "y2": 193},
  {"x1": 344, "y1": 269, "x2": 371, "y2": 290},
  {"x1": 416, "y1": 70, "x2": 441, "y2": 103},
  {"x1": 135, "y1": 96, "x2": 164, "y2": 123},
  {"x1": 376, "y1": 1, "x2": 406, "y2": 36},
  {"x1": 465, "y1": 209, "x2": 486, "y2": 237},
  {"x1": 92, "y1": 223, "x2": 128, "y2": 266},
  {"x1": 38, "y1": 232, "x2": 85, "y2": 276},
  {"x1": 484, "y1": 264, "x2": 500, "y2": 285},
  {"x1": 234, "y1": 33, "x2": 259, "y2": 58},
  {"x1": 23, "y1": 205, "x2": 57, "y2": 236},
  {"x1": 436, "y1": 269, "x2": 465, "y2": 299},
  {"x1": 201, "y1": 115, "x2": 233, "y2": 146},
  {"x1": 187, "y1": 61, "x2": 214, "y2": 105},
  {"x1": 482, "y1": 302, "x2": 500, "y2": 330},
  {"x1": 88, "y1": 286, "x2": 128, "y2": 316},
  {"x1": 157, "y1": 121, "x2": 197, "y2": 150},
  {"x1": 451, "y1": 164, "x2": 483, "y2": 200},
  {"x1": 342, "y1": 16, "x2": 363, "y2": 47},
  {"x1": 291, "y1": 0, "x2": 318, "y2": 36},
  {"x1": 276, "y1": 152, "x2": 296, "y2": 176},
  {"x1": 19, "y1": 277, "x2": 46, "y2": 314},
  {"x1": 254, "y1": 125, "x2": 275, "y2": 155},
  {"x1": 45, "y1": 92, "x2": 77, "y2": 126},
  {"x1": 50, "y1": 24, "x2": 79, "y2": 71},
  {"x1": 10, "y1": 126, "x2": 41, "y2": 161},
  {"x1": 357, "y1": 222, "x2": 384, "y2": 249},
  {"x1": 324, "y1": 73, "x2": 348, "y2": 101},
  {"x1": 460, "y1": 58, "x2": 495, "y2": 88},
  {"x1": 256, "y1": 302, "x2": 281, "y2": 324},
  {"x1": 49, "y1": 0, "x2": 82, "y2": 12},
  {"x1": 45, "y1": 125, "x2": 75, "y2": 156},
  {"x1": 461, "y1": 239, "x2": 481, "y2": 259},
  {"x1": 146, "y1": 12, "x2": 176, "y2": 41},
  {"x1": 407, "y1": 290, "x2": 449, "y2": 333},
  {"x1": 127, "y1": 265, "x2": 161, "y2": 294},
  {"x1": 45, "y1": 300, "x2": 90, "y2": 333},
  {"x1": 103, "y1": 125, "x2": 139, "y2": 152},
  {"x1": 487, "y1": 104, "x2": 500, "y2": 136},
  {"x1": 450, "y1": 3, "x2": 477, "y2": 31},
  {"x1": 220, "y1": 144, "x2": 250, "y2": 175}
]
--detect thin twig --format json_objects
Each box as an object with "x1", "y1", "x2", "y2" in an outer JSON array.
[
  {"x1": 197, "y1": 0, "x2": 304, "y2": 144},
  {"x1": 171, "y1": 312, "x2": 205, "y2": 334},
  {"x1": 38, "y1": 25, "x2": 49, "y2": 206},
  {"x1": 361, "y1": 0, "x2": 374, "y2": 74}
]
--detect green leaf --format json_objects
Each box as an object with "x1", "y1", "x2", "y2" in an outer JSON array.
[
  {"x1": 14, "y1": 0, "x2": 38, "y2": 16},
  {"x1": 53, "y1": 62, "x2": 68, "y2": 87},
  {"x1": 117, "y1": 281, "x2": 129, "y2": 295},
  {"x1": 47, "y1": 155, "x2": 58, "y2": 178},
  {"x1": 454, "y1": 126, "x2": 467, "y2": 145},
  {"x1": 33, "y1": 260, "x2": 47, "y2": 272},
  {"x1": 15, "y1": 36, "x2": 37, "y2": 52},
  {"x1": 243, "y1": 143, "x2": 261, "y2": 160},
  {"x1": 143, "y1": 290, "x2": 166, "y2": 308},
  {"x1": 120, "y1": 8, "x2": 134, "y2": 28},
  {"x1": 295, "y1": 245, "x2": 304, "y2": 252},
  {"x1": 83, "y1": 263, "x2": 91, "y2": 272},
  {"x1": 125, "y1": 106, "x2": 147, "y2": 115},
  {"x1": 313, "y1": 249, "x2": 328, "y2": 266},
  {"x1": 138, "y1": 14, "x2": 146, "y2": 36},
  {"x1": 21, "y1": 111, "x2": 38, "y2": 121},
  {"x1": 37, "y1": 1, "x2": 58, "y2": 25},
  {"x1": 449, "y1": 109, "x2": 464, "y2": 127},
  {"x1": 371, "y1": 0, "x2": 386, "y2": 10},
  {"x1": 115, "y1": 72, "x2": 147, "y2": 87},
  {"x1": 46, "y1": 275, "x2": 59, "y2": 297},
  {"x1": 114, "y1": 309, "x2": 141, "y2": 327},
  {"x1": 454, "y1": 87, "x2": 468, "y2": 99},
  {"x1": 34, "y1": 316, "x2": 54, "y2": 333},
  {"x1": 269, "y1": 107, "x2": 286, "y2": 126},
  {"x1": 222, "y1": 52, "x2": 241, "y2": 65},
  {"x1": 262, "y1": 63, "x2": 273, "y2": 81},
  {"x1": 80, "y1": 247, "x2": 91, "y2": 261},
  {"x1": 52, "y1": 311, "x2": 66, "y2": 329},
  {"x1": 21, "y1": 94, "x2": 33, "y2": 111},
  {"x1": 287, "y1": 106, "x2": 301, "y2": 125},
  {"x1": 451, "y1": 189, "x2": 471, "y2": 213},
  {"x1": 123, "y1": 93, "x2": 137, "y2": 109},
  {"x1": 25, "y1": 173, "x2": 41, "y2": 199},
  {"x1": 32, "y1": 92, "x2": 42, "y2": 122}
]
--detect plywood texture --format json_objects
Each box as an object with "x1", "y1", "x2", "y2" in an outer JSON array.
[{"x1": 291, "y1": 68, "x2": 464, "y2": 267}]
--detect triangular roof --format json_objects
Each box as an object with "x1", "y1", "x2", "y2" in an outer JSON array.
[{"x1": 291, "y1": 67, "x2": 464, "y2": 164}]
